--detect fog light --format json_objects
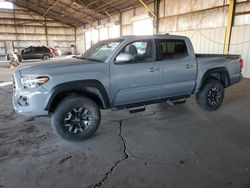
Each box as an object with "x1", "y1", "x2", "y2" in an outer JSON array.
[{"x1": 17, "y1": 96, "x2": 29, "y2": 106}]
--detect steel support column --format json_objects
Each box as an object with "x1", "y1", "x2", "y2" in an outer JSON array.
[
  {"x1": 74, "y1": 27, "x2": 77, "y2": 54},
  {"x1": 12, "y1": 8, "x2": 19, "y2": 50},
  {"x1": 119, "y1": 13, "x2": 123, "y2": 36},
  {"x1": 154, "y1": 0, "x2": 160, "y2": 34},
  {"x1": 44, "y1": 17, "x2": 49, "y2": 46},
  {"x1": 224, "y1": 0, "x2": 236, "y2": 54}
]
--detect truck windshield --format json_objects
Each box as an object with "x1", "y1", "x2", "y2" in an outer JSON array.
[{"x1": 81, "y1": 39, "x2": 123, "y2": 62}]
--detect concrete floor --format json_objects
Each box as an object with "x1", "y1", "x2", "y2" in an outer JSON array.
[{"x1": 0, "y1": 59, "x2": 250, "y2": 187}]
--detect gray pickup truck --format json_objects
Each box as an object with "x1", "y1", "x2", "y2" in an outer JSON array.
[{"x1": 12, "y1": 34, "x2": 243, "y2": 141}]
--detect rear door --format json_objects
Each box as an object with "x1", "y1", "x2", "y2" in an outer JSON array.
[
  {"x1": 110, "y1": 39, "x2": 161, "y2": 106},
  {"x1": 33, "y1": 47, "x2": 43, "y2": 59},
  {"x1": 27, "y1": 47, "x2": 38, "y2": 59},
  {"x1": 156, "y1": 39, "x2": 196, "y2": 97}
]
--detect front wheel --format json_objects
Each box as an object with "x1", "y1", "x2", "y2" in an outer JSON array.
[
  {"x1": 51, "y1": 96, "x2": 101, "y2": 142},
  {"x1": 196, "y1": 79, "x2": 224, "y2": 111}
]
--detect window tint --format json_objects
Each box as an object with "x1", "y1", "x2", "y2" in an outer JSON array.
[
  {"x1": 158, "y1": 40, "x2": 188, "y2": 60},
  {"x1": 34, "y1": 47, "x2": 42, "y2": 52},
  {"x1": 41, "y1": 47, "x2": 48, "y2": 52},
  {"x1": 31, "y1": 47, "x2": 37, "y2": 52},
  {"x1": 118, "y1": 40, "x2": 154, "y2": 63},
  {"x1": 23, "y1": 47, "x2": 32, "y2": 53}
]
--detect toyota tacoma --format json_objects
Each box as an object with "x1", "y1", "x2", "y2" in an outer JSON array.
[{"x1": 12, "y1": 34, "x2": 243, "y2": 141}]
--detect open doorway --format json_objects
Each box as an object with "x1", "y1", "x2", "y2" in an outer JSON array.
[{"x1": 133, "y1": 18, "x2": 153, "y2": 35}]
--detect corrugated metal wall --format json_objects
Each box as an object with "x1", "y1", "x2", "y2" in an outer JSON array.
[
  {"x1": 0, "y1": 6, "x2": 75, "y2": 55},
  {"x1": 76, "y1": 26, "x2": 85, "y2": 54},
  {"x1": 169, "y1": 28, "x2": 226, "y2": 54},
  {"x1": 230, "y1": 25, "x2": 250, "y2": 78},
  {"x1": 158, "y1": 0, "x2": 250, "y2": 78},
  {"x1": 78, "y1": 0, "x2": 250, "y2": 78},
  {"x1": 1, "y1": 0, "x2": 249, "y2": 78}
]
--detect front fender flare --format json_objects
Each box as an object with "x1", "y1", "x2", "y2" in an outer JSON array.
[{"x1": 44, "y1": 80, "x2": 110, "y2": 111}]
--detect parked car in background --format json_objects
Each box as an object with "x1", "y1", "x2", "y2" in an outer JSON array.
[{"x1": 20, "y1": 46, "x2": 54, "y2": 61}]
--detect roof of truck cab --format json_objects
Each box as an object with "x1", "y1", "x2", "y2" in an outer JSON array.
[{"x1": 113, "y1": 34, "x2": 189, "y2": 40}]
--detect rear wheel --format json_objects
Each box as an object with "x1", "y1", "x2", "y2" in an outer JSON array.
[
  {"x1": 51, "y1": 96, "x2": 101, "y2": 142},
  {"x1": 42, "y1": 55, "x2": 50, "y2": 61},
  {"x1": 196, "y1": 79, "x2": 224, "y2": 111}
]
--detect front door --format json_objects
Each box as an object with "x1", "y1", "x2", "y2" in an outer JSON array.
[
  {"x1": 110, "y1": 39, "x2": 161, "y2": 106},
  {"x1": 21, "y1": 47, "x2": 32, "y2": 59}
]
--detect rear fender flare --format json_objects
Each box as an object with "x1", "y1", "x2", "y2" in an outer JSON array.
[{"x1": 198, "y1": 67, "x2": 230, "y2": 90}]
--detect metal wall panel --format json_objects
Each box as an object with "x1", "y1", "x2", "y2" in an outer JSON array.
[
  {"x1": 163, "y1": 0, "x2": 224, "y2": 17},
  {"x1": 0, "y1": 7, "x2": 75, "y2": 55},
  {"x1": 76, "y1": 26, "x2": 85, "y2": 54},
  {"x1": 122, "y1": 9, "x2": 134, "y2": 25},
  {"x1": 170, "y1": 27, "x2": 226, "y2": 54},
  {"x1": 230, "y1": 25, "x2": 250, "y2": 78},
  {"x1": 135, "y1": 2, "x2": 154, "y2": 16},
  {"x1": 159, "y1": 7, "x2": 227, "y2": 33},
  {"x1": 159, "y1": 16, "x2": 177, "y2": 32},
  {"x1": 122, "y1": 24, "x2": 133, "y2": 36}
]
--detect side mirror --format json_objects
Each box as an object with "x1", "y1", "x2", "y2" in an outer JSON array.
[{"x1": 116, "y1": 53, "x2": 133, "y2": 63}]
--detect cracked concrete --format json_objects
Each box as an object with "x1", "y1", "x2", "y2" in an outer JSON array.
[
  {"x1": 90, "y1": 121, "x2": 129, "y2": 188},
  {"x1": 0, "y1": 79, "x2": 250, "y2": 188}
]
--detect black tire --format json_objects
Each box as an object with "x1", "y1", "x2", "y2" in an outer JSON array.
[
  {"x1": 42, "y1": 55, "x2": 50, "y2": 61},
  {"x1": 18, "y1": 56, "x2": 22, "y2": 62},
  {"x1": 51, "y1": 96, "x2": 101, "y2": 142},
  {"x1": 196, "y1": 79, "x2": 224, "y2": 111}
]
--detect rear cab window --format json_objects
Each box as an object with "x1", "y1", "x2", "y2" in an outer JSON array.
[{"x1": 157, "y1": 39, "x2": 188, "y2": 61}]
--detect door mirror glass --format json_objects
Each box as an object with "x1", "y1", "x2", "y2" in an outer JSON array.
[{"x1": 116, "y1": 53, "x2": 133, "y2": 63}]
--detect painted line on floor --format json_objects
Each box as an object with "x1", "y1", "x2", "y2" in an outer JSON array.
[{"x1": 0, "y1": 82, "x2": 12, "y2": 87}]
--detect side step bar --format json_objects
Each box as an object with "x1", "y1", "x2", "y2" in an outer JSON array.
[
  {"x1": 166, "y1": 98, "x2": 186, "y2": 106},
  {"x1": 111, "y1": 97, "x2": 188, "y2": 113},
  {"x1": 127, "y1": 106, "x2": 146, "y2": 113}
]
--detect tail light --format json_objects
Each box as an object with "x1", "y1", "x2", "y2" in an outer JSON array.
[
  {"x1": 50, "y1": 48, "x2": 53, "y2": 53},
  {"x1": 240, "y1": 58, "x2": 244, "y2": 71}
]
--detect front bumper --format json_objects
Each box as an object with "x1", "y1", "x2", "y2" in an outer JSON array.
[{"x1": 12, "y1": 71, "x2": 49, "y2": 117}]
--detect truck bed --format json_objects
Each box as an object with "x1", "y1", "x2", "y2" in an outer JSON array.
[{"x1": 195, "y1": 53, "x2": 242, "y2": 89}]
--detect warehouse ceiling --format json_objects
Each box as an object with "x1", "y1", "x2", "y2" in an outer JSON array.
[{"x1": 9, "y1": 0, "x2": 153, "y2": 27}]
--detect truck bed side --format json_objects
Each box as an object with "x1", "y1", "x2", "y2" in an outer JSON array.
[{"x1": 195, "y1": 54, "x2": 242, "y2": 92}]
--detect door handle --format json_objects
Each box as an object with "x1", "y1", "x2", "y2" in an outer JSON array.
[
  {"x1": 147, "y1": 67, "x2": 160, "y2": 72},
  {"x1": 154, "y1": 67, "x2": 160, "y2": 71},
  {"x1": 147, "y1": 67, "x2": 155, "y2": 72},
  {"x1": 185, "y1": 64, "x2": 193, "y2": 69}
]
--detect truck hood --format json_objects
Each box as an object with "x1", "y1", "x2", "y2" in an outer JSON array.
[{"x1": 19, "y1": 58, "x2": 101, "y2": 76}]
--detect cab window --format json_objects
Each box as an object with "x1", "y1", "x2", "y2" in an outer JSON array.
[
  {"x1": 118, "y1": 40, "x2": 154, "y2": 63},
  {"x1": 158, "y1": 40, "x2": 188, "y2": 60}
]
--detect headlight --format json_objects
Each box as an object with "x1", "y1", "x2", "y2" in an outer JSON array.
[{"x1": 21, "y1": 76, "x2": 50, "y2": 89}]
